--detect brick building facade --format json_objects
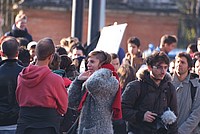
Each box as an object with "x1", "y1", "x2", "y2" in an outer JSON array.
[{"x1": 25, "y1": 8, "x2": 179, "y2": 52}]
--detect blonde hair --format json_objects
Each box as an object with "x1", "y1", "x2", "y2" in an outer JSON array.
[
  {"x1": 87, "y1": 50, "x2": 111, "y2": 66},
  {"x1": 60, "y1": 37, "x2": 79, "y2": 47}
]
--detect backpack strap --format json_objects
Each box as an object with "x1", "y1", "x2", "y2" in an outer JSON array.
[
  {"x1": 166, "y1": 82, "x2": 172, "y2": 106},
  {"x1": 134, "y1": 80, "x2": 148, "y2": 109},
  {"x1": 189, "y1": 80, "x2": 197, "y2": 104}
]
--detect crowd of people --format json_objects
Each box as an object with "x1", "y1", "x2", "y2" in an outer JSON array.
[{"x1": 1, "y1": 11, "x2": 200, "y2": 134}]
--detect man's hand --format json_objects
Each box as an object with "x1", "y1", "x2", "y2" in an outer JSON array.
[{"x1": 143, "y1": 111, "x2": 157, "y2": 122}]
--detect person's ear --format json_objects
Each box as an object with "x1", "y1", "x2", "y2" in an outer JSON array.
[
  {"x1": 98, "y1": 61, "x2": 104, "y2": 69},
  {"x1": 1, "y1": 51, "x2": 6, "y2": 57},
  {"x1": 0, "y1": 50, "x2": 3, "y2": 56},
  {"x1": 16, "y1": 52, "x2": 19, "y2": 57},
  {"x1": 97, "y1": 64, "x2": 101, "y2": 69},
  {"x1": 49, "y1": 54, "x2": 54, "y2": 60},
  {"x1": 147, "y1": 65, "x2": 152, "y2": 71}
]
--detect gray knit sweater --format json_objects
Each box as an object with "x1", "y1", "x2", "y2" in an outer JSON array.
[{"x1": 68, "y1": 68, "x2": 119, "y2": 134}]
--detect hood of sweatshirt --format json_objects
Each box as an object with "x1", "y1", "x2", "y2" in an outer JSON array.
[{"x1": 18, "y1": 64, "x2": 51, "y2": 88}]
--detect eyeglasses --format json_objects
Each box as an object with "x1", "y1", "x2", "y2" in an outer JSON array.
[{"x1": 152, "y1": 65, "x2": 168, "y2": 70}]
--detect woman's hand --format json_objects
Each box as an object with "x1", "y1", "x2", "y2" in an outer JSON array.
[{"x1": 77, "y1": 70, "x2": 92, "y2": 81}]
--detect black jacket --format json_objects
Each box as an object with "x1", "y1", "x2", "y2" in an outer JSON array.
[
  {"x1": 5, "y1": 24, "x2": 32, "y2": 42},
  {"x1": 0, "y1": 59, "x2": 23, "y2": 126},
  {"x1": 122, "y1": 70, "x2": 178, "y2": 134},
  {"x1": 16, "y1": 107, "x2": 61, "y2": 134}
]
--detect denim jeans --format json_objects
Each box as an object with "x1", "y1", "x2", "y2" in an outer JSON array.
[{"x1": 0, "y1": 130, "x2": 16, "y2": 134}]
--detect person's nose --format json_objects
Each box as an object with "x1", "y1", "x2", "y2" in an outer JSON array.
[
  {"x1": 175, "y1": 62, "x2": 181, "y2": 67},
  {"x1": 160, "y1": 68, "x2": 166, "y2": 73},
  {"x1": 87, "y1": 62, "x2": 91, "y2": 67},
  {"x1": 198, "y1": 66, "x2": 200, "y2": 70},
  {"x1": 177, "y1": 63, "x2": 182, "y2": 67}
]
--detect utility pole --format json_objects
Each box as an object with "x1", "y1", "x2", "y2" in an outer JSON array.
[
  {"x1": 71, "y1": 0, "x2": 84, "y2": 41},
  {"x1": 87, "y1": 0, "x2": 101, "y2": 45},
  {"x1": 196, "y1": 0, "x2": 200, "y2": 38},
  {"x1": 100, "y1": 0, "x2": 106, "y2": 30}
]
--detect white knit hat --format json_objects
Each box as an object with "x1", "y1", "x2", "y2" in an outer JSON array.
[{"x1": 27, "y1": 41, "x2": 37, "y2": 50}]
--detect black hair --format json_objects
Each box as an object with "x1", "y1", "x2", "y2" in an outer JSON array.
[
  {"x1": 127, "y1": 37, "x2": 140, "y2": 47},
  {"x1": 110, "y1": 53, "x2": 119, "y2": 60},
  {"x1": 146, "y1": 51, "x2": 169, "y2": 67},
  {"x1": 187, "y1": 43, "x2": 197, "y2": 53},
  {"x1": 56, "y1": 46, "x2": 68, "y2": 55},
  {"x1": 160, "y1": 35, "x2": 177, "y2": 47},
  {"x1": 175, "y1": 52, "x2": 192, "y2": 68},
  {"x1": 16, "y1": 37, "x2": 29, "y2": 48},
  {"x1": 70, "y1": 42, "x2": 86, "y2": 56},
  {"x1": 18, "y1": 47, "x2": 30, "y2": 67},
  {"x1": 1, "y1": 37, "x2": 19, "y2": 58}
]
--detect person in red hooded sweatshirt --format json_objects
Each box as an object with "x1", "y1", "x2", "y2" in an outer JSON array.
[
  {"x1": 16, "y1": 37, "x2": 68, "y2": 134},
  {"x1": 68, "y1": 50, "x2": 122, "y2": 134}
]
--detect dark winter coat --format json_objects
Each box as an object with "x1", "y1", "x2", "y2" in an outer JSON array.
[
  {"x1": 0, "y1": 59, "x2": 23, "y2": 126},
  {"x1": 5, "y1": 24, "x2": 32, "y2": 42},
  {"x1": 122, "y1": 70, "x2": 178, "y2": 134}
]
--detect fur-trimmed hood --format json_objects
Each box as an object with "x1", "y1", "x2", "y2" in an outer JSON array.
[{"x1": 136, "y1": 67, "x2": 172, "y2": 86}]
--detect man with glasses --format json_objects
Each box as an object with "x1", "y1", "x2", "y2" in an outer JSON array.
[
  {"x1": 172, "y1": 52, "x2": 200, "y2": 134},
  {"x1": 122, "y1": 51, "x2": 178, "y2": 134}
]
